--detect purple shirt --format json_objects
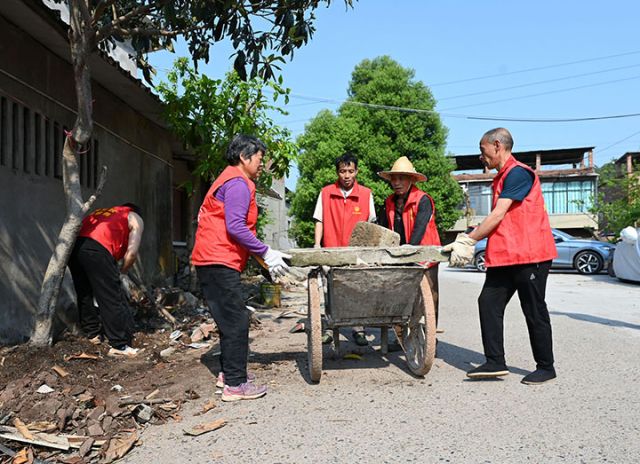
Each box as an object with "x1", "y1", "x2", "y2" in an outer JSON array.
[{"x1": 214, "y1": 177, "x2": 268, "y2": 256}]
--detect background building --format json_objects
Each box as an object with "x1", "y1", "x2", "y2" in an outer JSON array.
[{"x1": 450, "y1": 147, "x2": 598, "y2": 238}]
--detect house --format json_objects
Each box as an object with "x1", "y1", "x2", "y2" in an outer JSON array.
[
  {"x1": 614, "y1": 151, "x2": 640, "y2": 177},
  {"x1": 0, "y1": 0, "x2": 186, "y2": 343},
  {"x1": 450, "y1": 147, "x2": 598, "y2": 237}
]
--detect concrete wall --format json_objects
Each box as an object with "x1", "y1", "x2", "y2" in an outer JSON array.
[
  {"x1": 0, "y1": 14, "x2": 174, "y2": 344},
  {"x1": 260, "y1": 178, "x2": 296, "y2": 250}
]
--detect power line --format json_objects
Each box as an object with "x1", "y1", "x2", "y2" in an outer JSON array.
[
  {"x1": 428, "y1": 49, "x2": 640, "y2": 87},
  {"x1": 439, "y1": 74, "x2": 640, "y2": 112},
  {"x1": 597, "y1": 129, "x2": 640, "y2": 154},
  {"x1": 278, "y1": 91, "x2": 640, "y2": 124},
  {"x1": 438, "y1": 63, "x2": 640, "y2": 101}
]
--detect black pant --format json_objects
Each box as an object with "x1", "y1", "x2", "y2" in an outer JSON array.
[
  {"x1": 478, "y1": 260, "x2": 554, "y2": 370},
  {"x1": 196, "y1": 264, "x2": 249, "y2": 387},
  {"x1": 68, "y1": 237, "x2": 133, "y2": 349}
]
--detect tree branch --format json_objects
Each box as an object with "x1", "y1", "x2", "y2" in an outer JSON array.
[
  {"x1": 92, "y1": 0, "x2": 118, "y2": 26},
  {"x1": 95, "y1": 3, "x2": 156, "y2": 43},
  {"x1": 83, "y1": 165, "x2": 108, "y2": 213}
]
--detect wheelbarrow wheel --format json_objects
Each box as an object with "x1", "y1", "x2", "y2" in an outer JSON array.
[
  {"x1": 403, "y1": 274, "x2": 437, "y2": 376},
  {"x1": 307, "y1": 271, "x2": 323, "y2": 382}
]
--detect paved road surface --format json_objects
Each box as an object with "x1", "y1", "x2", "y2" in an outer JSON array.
[{"x1": 123, "y1": 268, "x2": 640, "y2": 463}]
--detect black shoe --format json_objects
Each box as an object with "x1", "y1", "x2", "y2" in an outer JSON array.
[
  {"x1": 466, "y1": 362, "x2": 509, "y2": 379},
  {"x1": 521, "y1": 368, "x2": 556, "y2": 385}
]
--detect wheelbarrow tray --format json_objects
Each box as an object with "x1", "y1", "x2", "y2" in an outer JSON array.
[{"x1": 325, "y1": 266, "x2": 423, "y2": 327}]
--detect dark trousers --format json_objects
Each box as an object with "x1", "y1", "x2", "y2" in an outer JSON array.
[
  {"x1": 478, "y1": 260, "x2": 554, "y2": 370},
  {"x1": 68, "y1": 237, "x2": 133, "y2": 349},
  {"x1": 196, "y1": 264, "x2": 249, "y2": 387}
]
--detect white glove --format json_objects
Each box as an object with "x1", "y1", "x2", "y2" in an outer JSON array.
[
  {"x1": 262, "y1": 247, "x2": 292, "y2": 277},
  {"x1": 442, "y1": 233, "x2": 477, "y2": 267}
]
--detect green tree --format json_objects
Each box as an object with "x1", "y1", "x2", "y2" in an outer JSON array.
[
  {"x1": 34, "y1": 0, "x2": 353, "y2": 345},
  {"x1": 156, "y1": 57, "x2": 297, "y2": 188},
  {"x1": 290, "y1": 56, "x2": 463, "y2": 246},
  {"x1": 592, "y1": 161, "x2": 640, "y2": 236}
]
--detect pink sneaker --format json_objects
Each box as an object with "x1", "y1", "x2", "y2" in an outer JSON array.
[
  {"x1": 221, "y1": 382, "x2": 267, "y2": 402},
  {"x1": 216, "y1": 371, "x2": 256, "y2": 388}
]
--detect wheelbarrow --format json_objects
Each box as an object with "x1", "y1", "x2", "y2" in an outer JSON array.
[{"x1": 305, "y1": 264, "x2": 437, "y2": 382}]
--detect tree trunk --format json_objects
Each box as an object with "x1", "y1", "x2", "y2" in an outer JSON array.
[{"x1": 31, "y1": 1, "x2": 102, "y2": 345}]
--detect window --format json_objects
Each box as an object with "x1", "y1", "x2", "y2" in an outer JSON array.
[
  {"x1": 541, "y1": 180, "x2": 595, "y2": 214},
  {"x1": 467, "y1": 183, "x2": 493, "y2": 216},
  {"x1": 23, "y1": 107, "x2": 31, "y2": 174}
]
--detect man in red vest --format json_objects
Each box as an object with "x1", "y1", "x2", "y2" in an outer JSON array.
[
  {"x1": 69, "y1": 203, "x2": 144, "y2": 358},
  {"x1": 377, "y1": 156, "x2": 442, "y2": 334},
  {"x1": 192, "y1": 134, "x2": 290, "y2": 402},
  {"x1": 444, "y1": 128, "x2": 558, "y2": 385},
  {"x1": 313, "y1": 152, "x2": 375, "y2": 346}
]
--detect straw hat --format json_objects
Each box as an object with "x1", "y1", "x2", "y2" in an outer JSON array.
[{"x1": 377, "y1": 156, "x2": 427, "y2": 182}]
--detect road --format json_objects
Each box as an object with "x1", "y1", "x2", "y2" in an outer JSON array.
[{"x1": 123, "y1": 267, "x2": 640, "y2": 464}]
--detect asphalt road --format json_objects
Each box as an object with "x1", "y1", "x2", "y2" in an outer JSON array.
[{"x1": 123, "y1": 267, "x2": 640, "y2": 464}]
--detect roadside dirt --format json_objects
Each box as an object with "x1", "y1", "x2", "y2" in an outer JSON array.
[{"x1": 0, "y1": 273, "x2": 306, "y2": 463}]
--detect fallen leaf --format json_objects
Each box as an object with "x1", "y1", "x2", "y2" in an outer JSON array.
[
  {"x1": 12, "y1": 447, "x2": 33, "y2": 464},
  {"x1": 52, "y1": 365, "x2": 69, "y2": 378},
  {"x1": 343, "y1": 353, "x2": 363, "y2": 361},
  {"x1": 102, "y1": 431, "x2": 138, "y2": 463},
  {"x1": 63, "y1": 352, "x2": 99, "y2": 362},
  {"x1": 13, "y1": 418, "x2": 35, "y2": 440},
  {"x1": 157, "y1": 402, "x2": 178, "y2": 411},
  {"x1": 26, "y1": 421, "x2": 57, "y2": 433},
  {"x1": 183, "y1": 418, "x2": 226, "y2": 436}
]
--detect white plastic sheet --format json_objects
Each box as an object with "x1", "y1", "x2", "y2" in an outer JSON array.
[{"x1": 613, "y1": 227, "x2": 640, "y2": 283}]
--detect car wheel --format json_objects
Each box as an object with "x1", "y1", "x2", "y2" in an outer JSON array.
[
  {"x1": 474, "y1": 251, "x2": 487, "y2": 272},
  {"x1": 574, "y1": 250, "x2": 603, "y2": 275}
]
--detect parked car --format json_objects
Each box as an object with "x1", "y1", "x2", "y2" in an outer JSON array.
[{"x1": 472, "y1": 229, "x2": 615, "y2": 275}]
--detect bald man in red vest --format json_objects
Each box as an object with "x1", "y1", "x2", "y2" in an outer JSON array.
[
  {"x1": 444, "y1": 128, "x2": 557, "y2": 385},
  {"x1": 313, "y1": 152, "x2": 375, "y2": 346}
]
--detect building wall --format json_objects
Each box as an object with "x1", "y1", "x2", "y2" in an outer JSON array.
[
  {"x1": 260, "y1": 178, "x2": 296, "y2": 250},
  {"x1": 0, "y1": 15, "x2": 174, "y2": 344}
]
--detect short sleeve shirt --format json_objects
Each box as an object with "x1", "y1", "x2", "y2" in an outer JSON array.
[{"x1": 499, "y1": 166, "x2": 534, "y2": 201}]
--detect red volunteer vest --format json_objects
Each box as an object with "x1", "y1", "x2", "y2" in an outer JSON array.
[
  {"x1": 485, "y1": 156, "x2": 557, "y2": 267},
  {"x1": 321, "y1": 181, "x2": 371, "y2": 247},
  {"x1": 79, "y1": 206, "x2": 131, "y2": 260},
  {"x1": 191, "y1": 166, "x2": 259, "y2": 272},
  {"x1": 384, "y1": 186, "x2": 441, "y2": 268}
]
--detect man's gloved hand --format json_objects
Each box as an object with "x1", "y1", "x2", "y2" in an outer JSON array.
[
  {"x1": 262, "y1": 247, "x2": 292, "y2": 277},
  {"x1": 442, "y1": 233, "x2": 478, "y2": 267}
]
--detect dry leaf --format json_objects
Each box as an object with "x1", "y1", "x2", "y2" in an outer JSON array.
[
  {"x1": 183, "y1": 418, "x2": 226, "y2": 436},
  {"x1": 52, "y1": 365, "x2": 70, "y2": 378},
  {"x1": 26, "y1": 421, "x2": 57, "y2": 433},
  {"x1": 102, "y1": 431, "x2": 138, "y2": 463},
  {"x1": 12, "y1": 448, "x2": 31, "y2": 464},
  {"x1": 63, "y1": 352, "x2": 99, "y2": 362},
  {"x1": 13, "y1": 418, "x2": 35, "y2": 440},
  {"x1": 343, "y1": 353, "x2": 363, "y2": 360}
]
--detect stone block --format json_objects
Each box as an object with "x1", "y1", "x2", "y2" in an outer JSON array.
[{"x1": 348, "y1": 222, "x2": 400, "y2": 247}]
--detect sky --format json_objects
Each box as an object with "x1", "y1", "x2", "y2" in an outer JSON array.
[{"x1": 150, "y1": 0, "x2": 640, "y2": 190}]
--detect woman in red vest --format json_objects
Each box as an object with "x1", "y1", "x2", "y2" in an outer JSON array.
[
  {"x1": 444, "y1": 128, "x2": 557, "y2": 385},
  {"x1": 192, "y1": 134, "x2": 290, "y2": 402},
  {"x1": 378, "y1": 156, "x2": 442, "y2": 336}
]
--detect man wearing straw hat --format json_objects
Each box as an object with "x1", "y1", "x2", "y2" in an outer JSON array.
[
  {"x1": 313, "y1": 152, "x2": 376, "y2": 346},
  {"x1": 377, "y1": 156, "x2": 442, "y2": 332}
]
